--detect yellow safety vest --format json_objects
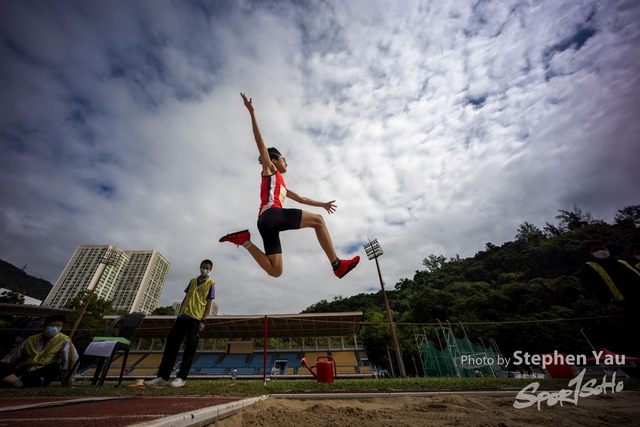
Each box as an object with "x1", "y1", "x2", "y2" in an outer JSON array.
[
  {"x1": 586, "y1": 260, "x2": 640, "y2": 302},
  {"x1": 178, "y1": 277, "x2": 214, "y2": 320}
]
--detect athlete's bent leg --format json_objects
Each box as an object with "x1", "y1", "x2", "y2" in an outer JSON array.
[
  {"x1": 220, "y1": 229, "x2": 283, "y2": 277},
  {"x1": 245, "y1": 246, "x2": 283, "y2": 277},
  {"x1": 299, "y1": 211, "x2": 337, "y2": 262},
  {"x1": 299, "y1": 211, "x2": 360, "y2": 278}
]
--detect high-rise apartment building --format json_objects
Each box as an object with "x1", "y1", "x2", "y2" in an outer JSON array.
[
  {"x1": 44, "y1": 245, "x2": 128, "y2": 309},
  {"x1": 120, "y1": 250, "x2": 170, "y2": 314},
  {"x1": 44, "y1": 245, "x2": 170, "y2": 315},
  {"x1": 111, "y1": 250, "x2": 170, "y2": 314}
]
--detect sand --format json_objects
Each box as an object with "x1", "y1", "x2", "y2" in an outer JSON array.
[{"x1": 213, "y1": 391, "x2": 640, "y2": 427}]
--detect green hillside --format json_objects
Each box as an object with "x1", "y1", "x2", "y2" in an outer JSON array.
[
  {"x1": 0, "y1": 259, "x2": 53, "y2": 301},
  {"x1": 302, "y1": 205, "x2": 640, "y2": 374}
]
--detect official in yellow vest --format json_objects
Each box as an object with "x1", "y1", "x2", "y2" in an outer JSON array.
[
  {"x1": 1, "y1": 314, "x2": 78, "y2": 388},
  {"x1": 581, "y1": 241, "x2": 640, "y2": 315},
  {"x1": 145, "y1": 259, "x2": 215, "y2": 388},
  {"x1": 631, "y1": 244, "x2": 640, "y2": 272}
]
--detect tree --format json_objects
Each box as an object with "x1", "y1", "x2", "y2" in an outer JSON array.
[
  {"x1": 358, "y1": 310, "x2": 392, "y2": 368},
  {"x1": 614, "y1": 205, "x2": 640, "y2": 227},
  {"x1": 515, "y1": 222, "x2": 544, "y2": 244},
  {"x1": 543, "y1": 205, "x2": 603, "y2": 237},
  {"x1": 543, "y1": 222, "x2": 563, "y2": 238},
  {"x1": 152, "y1": 306, "x2": 176, "y2": 315},
  {"x1": 65, "y1": 291, "x2": 115, "y2": 355},
  {"x1": 559, "y1": 204, "x2": 595, "y2": 230},
  {"x1": 422, "y1": 254, "x2": 447, "y2": 272},
  {"x1": 0, "y1": 289, "x2": 25, "y2": 304}
]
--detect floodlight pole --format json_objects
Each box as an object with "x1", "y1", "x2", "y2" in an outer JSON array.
[
  {"x1": 363, "y1": 239, "x2": 406, "y2": 378},
  {"x1": 69, "y1": 247, "x2": 118, "y2": 339}
]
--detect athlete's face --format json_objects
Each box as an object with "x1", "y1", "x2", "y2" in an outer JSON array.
[{"x1": 272, "y1": 156, "x2": 287, "y2": 173}]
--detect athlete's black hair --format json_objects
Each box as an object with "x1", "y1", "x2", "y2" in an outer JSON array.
[
  {"x1": 585, "y1": 240, "x2": 605, "y2": 252},
  {"x1": 44, "y1": 314, "x2": 66, "y2": 326},
  {"x1": 258, "y1": 147, "x2": 282, "y2": 164},
  {"x1": 200, "y1": 259, "x2": 213, "y2": 268}
]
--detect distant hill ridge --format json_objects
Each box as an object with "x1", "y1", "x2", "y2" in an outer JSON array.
[{"x1": 0, "y1": 259, "x2": 53, "y2": 300}]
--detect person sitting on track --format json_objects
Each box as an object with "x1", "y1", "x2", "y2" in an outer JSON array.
[{"x1": 1, "y1": 314, "x2": 77, "y2": 388}]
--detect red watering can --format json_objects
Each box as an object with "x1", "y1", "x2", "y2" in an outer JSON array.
[{"x1": 301, "y1": 356, "x2": 336, "y2": 383}]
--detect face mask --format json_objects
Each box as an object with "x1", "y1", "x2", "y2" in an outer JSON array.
[
  {"x1": 44, "y1": 326, "x2": 61, "y2": 338},
  {"x1": 593, "y1": 250, "x2": 609, "y2": 260},
  {"x1": 200, "y1": 268, "x2": 210, "y2": 276}
]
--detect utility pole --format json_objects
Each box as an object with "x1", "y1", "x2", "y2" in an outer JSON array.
[
  {"x1": 363, "y1": 238, "x2": 406, "y2": 378},
  {"x1": 68, "y1": 247, "x2": 119, "y2": 339}
]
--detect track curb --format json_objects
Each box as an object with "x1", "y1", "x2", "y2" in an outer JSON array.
[{"x1": 126, "y1": 395, "x2": 269, "y2": 427}]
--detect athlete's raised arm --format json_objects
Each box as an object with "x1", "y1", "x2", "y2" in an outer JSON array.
[
  {"x1": 287, "y1": 189, "x2": 337, "y2": 215},
  {"x1": 241, "y1": 93, "x2": 276, "y2": 176}
]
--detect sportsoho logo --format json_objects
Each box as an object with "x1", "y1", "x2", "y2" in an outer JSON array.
[
  {"x1": 513, "y1": 369, "x2": 624, "y2": 410},
  {"x1": 512, "y1": 351, "x2": 628, "y2": 410}
]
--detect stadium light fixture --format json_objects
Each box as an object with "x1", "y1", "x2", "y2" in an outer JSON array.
[{"x1": 362, "y1": 238, "x2": 406, "y2": 378}]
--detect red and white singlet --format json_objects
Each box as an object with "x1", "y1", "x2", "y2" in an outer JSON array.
[{"x1": 258, "y1": 171, "x2": 287, "y2": 216}]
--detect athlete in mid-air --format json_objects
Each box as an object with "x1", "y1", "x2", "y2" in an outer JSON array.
[{"x1": 219, "y1": 93, "x2": 360, "y2": 279}]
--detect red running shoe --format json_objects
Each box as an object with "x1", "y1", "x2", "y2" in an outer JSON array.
[
  {"x1": 219, "y1": 229, "x2": 250, "y2": 246},
  {"x1": 334, "y1": 255, "x2": 360, "y2": 279}
]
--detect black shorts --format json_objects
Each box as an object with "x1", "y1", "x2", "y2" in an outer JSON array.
[{"x1": 257, "y1": 208, "x2": 303, "y2": 255}]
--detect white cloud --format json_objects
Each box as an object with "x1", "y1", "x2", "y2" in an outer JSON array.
[{"x1": 1, "y1": 0, "x2": 639, "y2": 314}]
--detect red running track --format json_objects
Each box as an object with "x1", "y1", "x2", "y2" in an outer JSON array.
[{"x1": 0, "y1": 396, "x2": 240, "y2": 427}]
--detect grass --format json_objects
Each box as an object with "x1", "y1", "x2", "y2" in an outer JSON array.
[{"x1": 1, "y1": 377, "x2": 639, "y2": 398}]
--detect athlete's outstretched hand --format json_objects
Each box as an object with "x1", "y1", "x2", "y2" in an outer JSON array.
[
  {"x1": 241, "y1": 93, "x2": 254, "y2": 113},
  {"x1": 322, "y1": 200, "x2": 337, "y2": 215}
]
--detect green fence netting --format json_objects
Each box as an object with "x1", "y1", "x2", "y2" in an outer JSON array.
[{"x1": 422, "y1": 329, "x2": 503, "y2": 377}]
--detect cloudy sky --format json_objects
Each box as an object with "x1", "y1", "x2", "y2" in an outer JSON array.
[{"x1": 1, "y1": 0, "x2": 638, "y2": 315}]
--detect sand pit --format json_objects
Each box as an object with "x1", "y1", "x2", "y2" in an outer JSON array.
[{"x1": 214, "y1": 391, "x2": 640, "y2": 427}]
